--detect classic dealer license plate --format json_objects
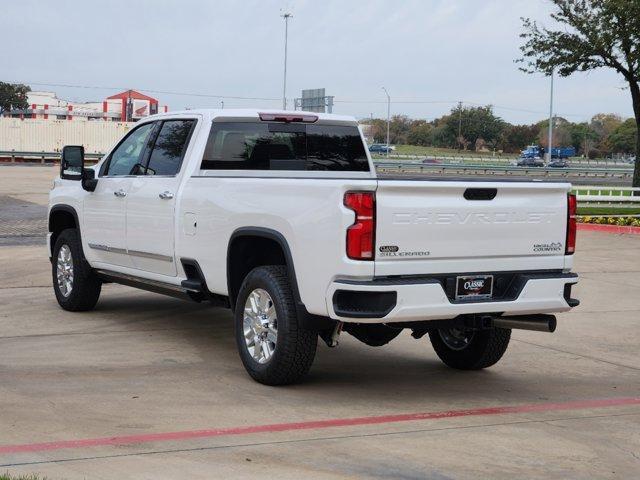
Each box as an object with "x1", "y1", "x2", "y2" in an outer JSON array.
[{"x1": 455, "y1": 275, "x2": 494, "y2": 300}]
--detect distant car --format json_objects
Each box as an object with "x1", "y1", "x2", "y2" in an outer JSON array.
[
  {"x1": 548, "y1": 159, "x2": 568, "y2": 168},
  {"x1": 422, "y1": 157, "x2": 442, "y2": 165},
  {"x1": 369, "y1": 144, "x2": 393, "y2": 154},
  {"x1": 517, "y1": 157, "x2": 544, "y2": 167}
]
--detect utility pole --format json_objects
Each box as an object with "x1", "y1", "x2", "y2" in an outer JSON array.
[
  {"x1": 457, "y1": 101, "x2": 463, "y2": 151},
  {"x1": 382, "y1": 87, "x2": 390, "y2": 158},
  {"x1": 281, "y1": 12, "x2": 292, "y2": 110},
  {"x1": 547, "y1": 69, "x2": 554, "y2": 162}
]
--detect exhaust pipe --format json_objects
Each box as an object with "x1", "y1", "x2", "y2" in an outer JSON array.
[{"x1": 492, "y1": 314, "x2": 556, "y2": 333}]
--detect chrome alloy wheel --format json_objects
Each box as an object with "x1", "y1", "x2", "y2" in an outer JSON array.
[
  {"x1": 56, "y1": 244, "x2": 74, "y2": 297},
  {"x1": 243, "y1": 288, "x2": 278, "y2": 364},
  {"x1": 438, "y1": 327, "x2": 475, "y2": 351}
]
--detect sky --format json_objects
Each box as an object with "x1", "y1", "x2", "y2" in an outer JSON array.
[{"x1": 2, "y1": 0, "x2": 635, "y2": 124}]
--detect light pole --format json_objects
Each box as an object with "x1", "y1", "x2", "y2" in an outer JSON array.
[
  {"x1": 382, "y1": 87, "x2": 390, "y2": 158},
  {"x1": 457, "y1": 100, "x2": 463, "y2": 151},
  {"x1": 547, "y1": 69, "x2": 554, "y2": 163},
  {"x1": 281, "y1": 12, "x2": 292, "y2": 110}
]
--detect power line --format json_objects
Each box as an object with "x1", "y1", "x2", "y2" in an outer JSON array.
[
  {"x1": 7, "y1": 81, "x2": 281, "y2": 102},
  {"x1": 8, "y1": 80, "x2": 590, "y2": 118}
]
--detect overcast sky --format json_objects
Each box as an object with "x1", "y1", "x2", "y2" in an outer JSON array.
[{"x1": 3, "y1": 0, "x2": 634, "y2": 124}]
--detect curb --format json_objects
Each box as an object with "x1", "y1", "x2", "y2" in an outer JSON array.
[{"x1": 578, "y1": 223, "x2": 640, "y2": 235}]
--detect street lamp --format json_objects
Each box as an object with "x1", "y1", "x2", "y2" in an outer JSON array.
[
  {"x1": 547, "y1": 69, "x2": 554, "y2": 162},
  {"x1": 281, "y1": 12, "x2": 292, "y2": 110},
  {"x1": 382, "y1": 87, "x2": 390, "y2": 158}
]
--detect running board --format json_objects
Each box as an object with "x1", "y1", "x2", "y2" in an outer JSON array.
[
  {"x1": 95, "y1": 269, "x2": 201, "y2": 301},
  {"x1": 95, "y1": 269, "x2": 229, "y2": 307}
]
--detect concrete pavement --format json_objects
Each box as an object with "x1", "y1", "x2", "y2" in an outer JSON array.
[
  {"x1": 0, "y1": 231, "x2": 638, "y2": 479},
  {"x1": 0, "y1": 165, "x2": 639, "y2": 479}
]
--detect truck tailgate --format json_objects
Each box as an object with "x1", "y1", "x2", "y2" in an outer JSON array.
[{"x1": 374, "y1": 180, "x2": 570, "y2": 276}]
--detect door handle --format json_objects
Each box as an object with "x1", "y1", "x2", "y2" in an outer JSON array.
[
  {"x1": 114, "y1": 189, "x2": 127, "y2": 197},
  {"x1": 159, "y1": 191, "x2": 174, "y2": 200}
]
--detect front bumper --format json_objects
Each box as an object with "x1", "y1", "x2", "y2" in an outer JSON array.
[{"x1": 326, "y1": 271, "x2": 578, "y2": 323}]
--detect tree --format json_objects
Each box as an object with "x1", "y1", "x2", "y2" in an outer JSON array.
[
  {"x1": 537, "y1": 116, "x2": 572, "y2": 149},
  {"x1": 445, "y1": 105, "x2": 506, "y2": 151},
  {"x1": 501, "y1": 124, "x2": 540, "y2": 153},
  {"x1": 608, "y1": 118, "x2": 638, "y2": 153},
  {"x1": 407, "y1": 120, "x2": 433, "y2": 146},
  {"x1": 0, "y1": 82, "x2": 31, "y2": 115},
  {"x1": 519, "y1": 0, "x2": 640, "y2": 187},
  {"x1": 568, "y1": 122, "x2": 599, "y2": 155},
  {"x1": 388, "y1": 115, "x2": 412, "y2": 144}
]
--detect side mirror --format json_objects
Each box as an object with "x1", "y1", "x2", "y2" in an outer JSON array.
[
  {"x1": 82, "y1": 168, "x2": 98, "y2": 192},
  {"x1": 61, "y1": 145, "x2": 84, "y2": 180}
]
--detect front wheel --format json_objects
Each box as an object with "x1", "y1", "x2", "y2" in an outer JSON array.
[
  {"x1": 429, "y1": 326, "x2": 511, "y2": 370},
  {"x1": 234, "y1": 266, "x2": 317, "y2": 385},
  {"x1": 52, "y1": 228, "x2": 102, "y2": 311}
]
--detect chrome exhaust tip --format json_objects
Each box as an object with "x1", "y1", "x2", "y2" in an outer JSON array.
[{"x1": 492, "y1": 314, "x2": 557, "y2": 333}]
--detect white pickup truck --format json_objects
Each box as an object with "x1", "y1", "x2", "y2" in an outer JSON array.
[{"x1": 48, "y1": 109, "x2": 579, "y2": 385}]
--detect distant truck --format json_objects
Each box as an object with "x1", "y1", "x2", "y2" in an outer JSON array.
[{"x1": 520, "y1": 145, "x2": 576, "y2": 160}]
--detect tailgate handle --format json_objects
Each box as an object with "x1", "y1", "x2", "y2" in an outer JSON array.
[{"x1": 464, "y1": 188, "x2": 497, "y2": 201}]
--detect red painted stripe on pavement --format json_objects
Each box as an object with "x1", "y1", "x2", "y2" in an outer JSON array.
[
  {"x1": 578, "y1": 223, "x2": 640, "y2": 235},
  {"x1": 1, "y1": 397, "x2": 639, "y2": 455}
]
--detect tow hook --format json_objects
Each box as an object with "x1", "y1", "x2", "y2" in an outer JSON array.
[{"x1": 321, "y1": 321, "x2": 343, "y2": 348}]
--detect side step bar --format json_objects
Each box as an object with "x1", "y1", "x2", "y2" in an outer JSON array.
[
  {"x1": 95, "y1": 269, "x2": 228, "y2": 307},
  {"x1": 95, "y1": 269, "x2": 197, "y2": 301}
]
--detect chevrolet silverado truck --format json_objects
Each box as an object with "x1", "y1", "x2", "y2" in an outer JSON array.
[{"x1": 48, "y1": 109, "x2": 579, "y2": 385}]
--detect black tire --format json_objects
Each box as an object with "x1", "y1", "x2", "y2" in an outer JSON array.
[
  {"x1": 234, "y1": 265, "x2": 317, "y2": 385},
  {"x1": 52, "y1": 228, "x2": 102, "y2": 311},
  {"x1": 429, "y1": 327, "x2": 511, "y2": 370}
]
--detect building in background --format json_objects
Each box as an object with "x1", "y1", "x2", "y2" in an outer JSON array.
[{"x1": 3, "y1": 89, "x2": 168, "y2": 122}]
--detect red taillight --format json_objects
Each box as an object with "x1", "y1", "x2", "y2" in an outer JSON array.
[
  {"x1": 566, "y1": 193, "x2": 577, "y2": 255},
  {"x1": 258, "y1": 112, "x2": 318, "y2": 123},
  {"x1": 344, "y1": 191, "x2": 375, "y2": 260}
]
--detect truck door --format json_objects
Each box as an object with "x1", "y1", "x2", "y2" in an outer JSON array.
[
  {"x1": 125, "y1": 119, "x2": 197, "y2": 276},
  {"x1": 83, "y1": 122, "x2": 156, "y2": 268}
]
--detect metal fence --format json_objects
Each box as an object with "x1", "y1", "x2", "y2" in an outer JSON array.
[
  {"x1": 573, "y1": 186, "x2": 640, "y2": 208},
  {"x1": 376, "y1": 153, "x2": 635, "y2": 168},
  {"x1": 374, "y1": 160, "x2": 634, "y2": 181}
]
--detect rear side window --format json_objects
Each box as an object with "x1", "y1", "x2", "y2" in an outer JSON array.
[
  {"x1": 146, "y1": 120, "x2": 195, "y2": 176},
  {"x1": 201, "y1": 122, "x2": 369, "y2": 172}
]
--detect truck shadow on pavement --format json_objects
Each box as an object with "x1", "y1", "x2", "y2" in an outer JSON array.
[{"x1": 84, "y1": 288, "x2": 615, "y2": 406}]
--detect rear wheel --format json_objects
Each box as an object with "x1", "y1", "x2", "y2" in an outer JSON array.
[
  {"x1": 234, "y1": 266, "x2": 317, "y2": 385},
  {"x1": 52, "y1": 228, "x2": 102, "y2": 311},
  {"x1": 429, "y1": 326, "x2": 511, "y2": 370}
]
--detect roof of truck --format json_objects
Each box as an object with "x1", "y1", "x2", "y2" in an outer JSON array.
[{"x1": 144, "y1": 109, "x2": 359, "y2": 125}]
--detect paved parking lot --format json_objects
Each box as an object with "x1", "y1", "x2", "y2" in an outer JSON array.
[{"x1": 0, "y1": 166, "x2": 639, "y2": 479}]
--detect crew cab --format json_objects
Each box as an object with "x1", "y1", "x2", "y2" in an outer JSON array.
[{"x1": 48, "y1": 109, "x2": 579, "y2": 385}]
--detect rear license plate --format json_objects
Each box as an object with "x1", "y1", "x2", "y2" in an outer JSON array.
[{"x1": 456, "y1": 275, "x2": 493, "y2": 300}]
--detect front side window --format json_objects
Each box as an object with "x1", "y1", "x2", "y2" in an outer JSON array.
[
  {"x1": 146, "y1": 120, "x2": 195, "y2": 175},
  {"x1": 201, "y1": 122, "x2": 368, "y2": 172},
  {"x1": 105, "y1": 122, "x2": 155, "y2": 176}
]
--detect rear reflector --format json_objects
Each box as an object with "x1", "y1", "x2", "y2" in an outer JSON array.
[
  {"x1": 566, "y1": 193, "x2": 577, "y2": 255},
  {"x1": 258, "y1": 112, "x2": 318, "y2": 123},
  {"x1": 344, "y1": 191, "x2": 375, "y2": 260}
]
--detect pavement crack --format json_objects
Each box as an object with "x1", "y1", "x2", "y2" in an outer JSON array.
[{"x1": 513, "y1": 339, "x2": 640, "y2": 372}]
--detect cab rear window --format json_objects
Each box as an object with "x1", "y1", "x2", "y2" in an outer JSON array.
[{"x1": 200, "y1": 122, "x2": 369, "y2": 172}]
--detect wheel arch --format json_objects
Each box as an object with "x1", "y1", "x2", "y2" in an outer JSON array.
[
  {"x1": 226, "y1": 227, "x2": 301, "y2": 311},
  {"x1": 49, "y1": 204, "x2": 81, "y2": 259}
]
